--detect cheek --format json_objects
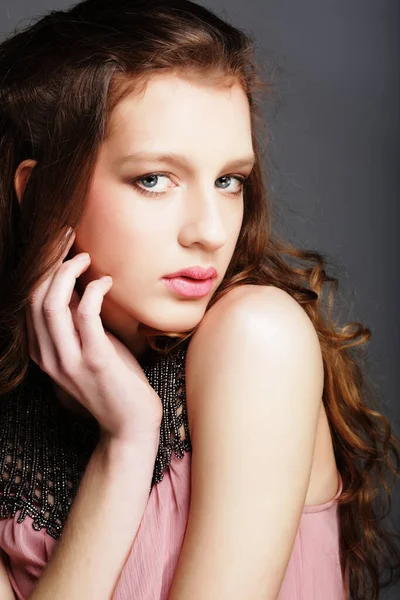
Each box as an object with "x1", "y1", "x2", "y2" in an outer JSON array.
[
  {"x1": 229, "y1": 211, "x2": 244, "y2": 249},
  {"x1": 77, "y1": 186, "x2": 137, "y2": 257},
  {"x1": 82, "y1": 179, "x2": 171, "y2": 241},
  {"x1": 79, "y1": 221, "x2": 168, "y2": 286},
  {"x1": 227, "y1": 198, "x2": 244, "y2": 233}
]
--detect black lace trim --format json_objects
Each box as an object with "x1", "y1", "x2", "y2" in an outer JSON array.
[
  {"x1": 141, "y1": 343, "x2": 192, "y2": 488},
  {"x1": 0, "y1": 342, "x2": 191, "y2": 540}
]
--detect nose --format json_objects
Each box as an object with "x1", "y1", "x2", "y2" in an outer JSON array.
[{"x1": 177, "y1": 188, "x2": 231, "y2": 251}]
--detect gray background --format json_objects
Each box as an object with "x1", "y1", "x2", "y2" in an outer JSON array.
[{"x1": 1, "y1": 0, "x2": 399, "y2": 597}]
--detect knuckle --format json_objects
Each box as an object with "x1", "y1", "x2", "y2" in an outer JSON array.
[
  {"x1": 42, "y1": 301, "x2": 58, "y2": 318},
  {"x1": 58, "y1": 357, "x2": 78, "y2": 378},
  {"x1": 84, "y1": 351, "x2": 108, "y2": 372},
  {"x1": 76, "y1": 306, "x2": 91, "y2": 321},
  {"x1": 29, "y1": 290, "x2": 41, "y2": 305}
]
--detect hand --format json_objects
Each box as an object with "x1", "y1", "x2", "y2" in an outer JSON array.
[{"x1": 25, "y1": 228, "x2": 163, "y2": 443}]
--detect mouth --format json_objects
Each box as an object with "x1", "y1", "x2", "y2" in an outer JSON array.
[
  {"x1": 161, "y1": 275, "x2": 215, "y2": 298},
  {"x1": 164, "y1": 266, "x2": 218, "y2": 280}
]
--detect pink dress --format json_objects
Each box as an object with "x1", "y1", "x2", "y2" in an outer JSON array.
[
  {"x1": 0, "y1": 348, "x2": 344, "y2": 599},
  {"x1": 0, "y1": 451, "x2": 344, "y2": 599}
]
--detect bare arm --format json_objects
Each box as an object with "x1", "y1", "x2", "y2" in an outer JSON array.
[
  {"x1": 13, "y1": 228, "x2": 165, "y2": 598},
  {"x1": 29, "y1": 431, "x2": 159, "y2": 600},
  {"x1": 168, "y1": 285, "x2": 323, "y2": 599},
  {"x1": 17, "y1": 227, "x2": 165, "y2": 597}
]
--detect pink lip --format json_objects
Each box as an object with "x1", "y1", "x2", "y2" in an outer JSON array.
[
  {"x1": 164, "y1": 266, "x2": 218, "y2": 280},
  {"x1": 162, "y1": 276, "x2": 214, "y2": 298}
]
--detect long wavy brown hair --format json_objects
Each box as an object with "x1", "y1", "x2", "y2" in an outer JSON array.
[{"x1": 0, "y1": 1, "x2": 399, "y2": 597}]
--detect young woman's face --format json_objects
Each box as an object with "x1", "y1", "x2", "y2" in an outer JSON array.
[{"x1": 73, "y1": 71, "x2": 255, "y2": 356}]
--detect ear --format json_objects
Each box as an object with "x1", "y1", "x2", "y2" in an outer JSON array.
[{"x1": 14, "y1": 159, "x2": 37, "y2": 205}]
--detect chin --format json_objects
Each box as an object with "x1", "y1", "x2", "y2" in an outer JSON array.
[{"x1": 141, "y1": 304, "x2": 207, "y2": 335}]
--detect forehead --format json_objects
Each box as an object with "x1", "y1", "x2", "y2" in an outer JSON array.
[{"x1": 107, "y1": 71, "x2": 252, "y2": 144}]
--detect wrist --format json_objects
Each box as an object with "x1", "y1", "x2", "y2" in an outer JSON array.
[{"x1": 98, "y1": 428, "x2": 160, "y2": 458}]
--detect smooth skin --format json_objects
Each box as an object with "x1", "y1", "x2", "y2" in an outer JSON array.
[
  {"x1": 25, "y1": 229, "x2": 164, "y2": 439},
  {"x1": 14, "y1": 70, "x2": 254, "y2": 414},
  {"x1": 0, "y1": 71, "x2": 338, "y2": 598},
  {"x1": 169, "y1": 284, "x2": 325, "y2": 599},
  {"x1": 3, "y1": 223, "x2": 164, "y2": 599}
]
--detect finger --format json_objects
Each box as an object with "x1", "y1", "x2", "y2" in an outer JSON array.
[
  {"x1": 39, "y1": 253, "x2": 93, "y2": 373},
  {"x1": 76, "y1": 276, "x2": 114, "y2": 368},
  {"x1": 27, "y1": 230, "x2": 77, "y2": 369},
  {"x1": 30, "y1": 230, "x2": 76, "y2": 302}
]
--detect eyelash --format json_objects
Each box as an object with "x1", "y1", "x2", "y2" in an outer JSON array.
[{"x1": 130, "y1": 171, "x2": 249, "y2": 198}]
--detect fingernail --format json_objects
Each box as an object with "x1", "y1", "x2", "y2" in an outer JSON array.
[{"x1": 64, "y1": 226, "x2": 74, "y2": 238}]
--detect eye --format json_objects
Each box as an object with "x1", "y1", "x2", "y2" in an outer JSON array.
[
  {"x1": 130, "y1": 172, "x2": 173, "y2": 198},
  {"x1": 215, "y1": 175, "x2": 247, "y2": 196},
  {"x1": 130, "y1": 172, "x2": 249, "y2": 198}
]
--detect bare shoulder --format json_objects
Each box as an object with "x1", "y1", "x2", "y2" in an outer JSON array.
[
  {"x1": 204, "y1": 283, "x2": 314, "y2": 327},
  {"x1": 171, "y1": 285, "x2": 326, "y2": 598},
  {"x1": 188, "y1": 283, "x2": 321, "y2": 361},
  {"x1": 185, "y1": 283, "x2": 324, "y2": 427}
]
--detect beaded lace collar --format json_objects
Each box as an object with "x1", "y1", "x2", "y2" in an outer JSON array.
[{"x1": 0, "y1": 341, "x2": 191, "y2": 540}]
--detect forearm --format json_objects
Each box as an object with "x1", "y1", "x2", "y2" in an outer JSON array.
[{"x1": 29, "y1": 431, "x2": 160, "y2": 600}]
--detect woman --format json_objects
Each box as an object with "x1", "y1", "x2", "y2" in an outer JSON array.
[{"x1": 0, "y1": 0, "x2": 399, "y2": 598}]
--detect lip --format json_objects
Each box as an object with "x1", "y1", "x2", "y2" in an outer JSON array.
[
  {"x1": 164, "y1": 266, "x2": 218, "y2": 280},
  {"x1": 162, "y1": 276, "x2": 215, "y2": 298}
]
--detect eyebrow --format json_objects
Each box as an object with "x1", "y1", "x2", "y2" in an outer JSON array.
[{"x1": 117, "y1": 151, "x2": 256, "y2": 171}]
